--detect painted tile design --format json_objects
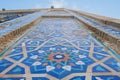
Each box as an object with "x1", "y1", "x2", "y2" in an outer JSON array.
[
  {"x1": 70, "y1": 76, "x2": 85, "y2": 80},
  {"x1": 0, "y1": 11, "x2": 120, "y2": 80},
  {"x1": 69, "y1": 10, "x2": 120, "y2": 38},
  {"x1": 92, "y1": 75, "x2": 120, "y2": 80},
  {"x1": 0, "y1": 78, "x2": 26, "y2": 80},
  {"x1": 32, "y1": 77, "x2": 49, "y2": 80}
]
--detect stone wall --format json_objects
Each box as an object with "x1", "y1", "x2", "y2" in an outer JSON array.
[
  {"x1": 0, "y1": 16, "x2": 41, "y2": 54},
  {"x1": 0, "y1": 9, "x2": 41, "y2": 13},
  {"x1": 75, "y1": 17, "x2": 120, "y2": 55},
  {"x1": 0, "y1": 8, "x2": 120, "y2": 55},
  {"x1": 69, "y1": 9, "x2": 120, "y2": 29}
]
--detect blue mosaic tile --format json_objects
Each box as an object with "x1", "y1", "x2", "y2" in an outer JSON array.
[
  {"x1": 25, "y1": 40, "x2": 44, "y2": 46},
  {"x1": 74, "y1": 40, "x2": 91, "y2": 47},
  {"x1": 16, "y1": 43, "x2": 22, "y2": 47},
  {"x1": 27, "y1": 50, "x2": 40, "y2": 56},
  {"x1": 10, "y1": 54, "x2": 23, "y2": 61},
  {"x1": 73, "y1": 11, "x2": 120, "y2": 38},
  {"x1": 80, "y1": 47, "x2": 90, "y2": 51},
  {"x1": 50, "y1": 32, "x2": 66, "y2": 38},
  {"x1": 93, "y1": 53, "x2": 106, "y2": 60},
  {"x1": 0, "y1": 77, "x2": 26, "y2": 80},
  {"x1": 22, "y1": 58, "x2": 36, "y2": 66},
  {"x1": 1, "y1": 14, "x2": 120, "y2": 79},
  {"x1": 0, "y1": 59, "x2": 13, "y2": 73},
  {"x1": 26, "y1": 47, "x2": 36, "y2": 51},
  {"x1": 94, "y1": 47, "x2": 109, "y2": 55},
  {"x1": 8, "y1": 47, "x2": 23, "y2": 55},
  {"x1": 16, "y1": 40, "x2": 26, "y2": 47},
  {"x1": 32, "y1": 77, "x2": 49, "y2": 80},
  {"x1": 94, "y1": 42, "x2": 101, "y2": 46},
  {"x1": 48, "y1": 70, "x2": 71, "y2": 79},
  {"x1": 6, "y1": 65, "x2": 25, "y2": 74},
  {"x1": 70, "y1": 76, "x2": 85, "y2": 80},
  {"x1": 104, "y1": 58, "x2": 120, "y2": 72},
  {"x1": 93, "y1": 65, "x2": 110, "y2": 72},
  {"x1": 92, "y1": 75, "x2": 120, "y2": 80},
  {"x1": 80, "y1": 57, "x2": 95, "y2": 65},
  {"x1": 30, "y1": 65, "x2": 47, "y2": 74},
  {"x1": 22, "y1": 45, "x2": 94, "y2": 79},
  {"x1": 25, "y1": 35, "x2": 33, "y2": 39}
]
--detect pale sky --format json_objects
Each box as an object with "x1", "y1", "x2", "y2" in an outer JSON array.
[{"x1": 0, "y1": 0, "x2": 120, "y2": 19}]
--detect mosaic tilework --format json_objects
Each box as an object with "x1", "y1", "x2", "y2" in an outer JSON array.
[
  {"x1": 10, "y1": 54, "x2": 23, "y2": 61},
  {"x1": 0, "y1": 59, "x2": 13, "y2": 73},
  {"x1": 0, "y1": 11, "x2": 120, "y2": 80},
  {"x1": 32, "y1": 77, "x2": 49, "y2": 80},
  {"x1": 104, "y1": 58, "x2": 120, "y2": 72},
  {"x1": 0, "y1": 78, "x2": 26, "y2": 80},
  {"x1": 6, "y1": 65, "x2": 25, "y2": 74},
  {"x1": 0, "y1": 10, "x2": 48, "y2": 36},
  {"x1": 92, "y1": 75, "x2": 120, "y2": 80},
  {"x1": 92, "y1": 65, "x2": 110, "y2": 72},
  {"x1": 22, "y1": 45, "x2": 94, "y2": 79},
  {"x1": 68, "y1": 10, "x2": 120, "y2": 38},
  {"x1": 70, "y1": 76, "x2": 85, "y2": 80}
]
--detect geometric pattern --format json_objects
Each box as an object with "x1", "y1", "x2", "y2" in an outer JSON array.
[
  {"x1": 92, "y1": 65, "x2": 110, "y2": 72},
  {"x1": 0, "y1": 78, "x2": 26, "y2": 80},
  {"x1": 70, "y1": 76, "x2": 85, "y2": 80},
  {"x1": 6, "y1": 65, "x2": 25, "y2": 74},
  {"x1": 22, "y1": 45, "x2": 94, "y2": 79},
  {"x1": 92, "y1": 75, "x2": 120, "y2": 80},
  {"x1": 10, "y1": 54, "x2": 23, "y2": 61},
  {"x1": 32, "y1": 77, "x2": 49, "y2": 80},
  {"x1": 93, "y1": 53, "x2": 106, "y2": 60},
  {"x1": 0, "y1": 17, "x2": 120, "y2": 80},
  {"x1": 104, "y1": 58, "x2": 120, "y2": 72},
  {"x1": 71, "y1": 10, "x2": 120, "y2": 38},
  {"x1": 0, "y1": 59, "x2": 13, "y2": 73}
]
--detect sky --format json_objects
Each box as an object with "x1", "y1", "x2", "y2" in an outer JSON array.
[{"x1": 0, "y1": 0, "x2": 120, "y2": 19}]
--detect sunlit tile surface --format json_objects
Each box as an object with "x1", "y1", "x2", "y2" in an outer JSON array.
[
  {"x1": 68, "y1": 10, "x2": 120, "y2": 38},
  {"x1": 0, "y1": 10, "x2": 120, "y2": 80}
]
